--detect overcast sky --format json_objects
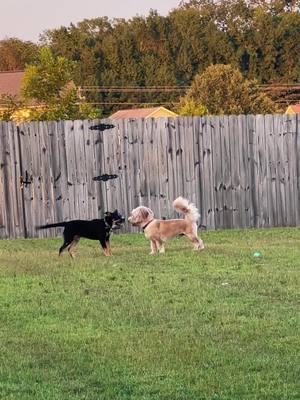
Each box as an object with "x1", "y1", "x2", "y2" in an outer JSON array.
[{"x1": 0, "y1": 0, "x2": 181, "y2": 43}]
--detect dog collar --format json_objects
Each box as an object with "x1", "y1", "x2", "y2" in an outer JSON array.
[
  {"x1": 104, "y1": 220, "x2": 111, "y2": 230},
  {"x1": 142, "y1": 219, "x2": 154, "y2": 231}
]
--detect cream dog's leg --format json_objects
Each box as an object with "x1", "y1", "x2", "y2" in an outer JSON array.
[
  {"x1": 186, "y1": 233, "x2": 205, "y2": 250},
  {"x1": 157, "y1": 240, "x2": 165, "y2": 254},
  {"x1": 197, "y1": 238, "x2": 205, "y2": 250},
  {"x1": 150, "y1": 240, "x2": 157, "y2": 255}
]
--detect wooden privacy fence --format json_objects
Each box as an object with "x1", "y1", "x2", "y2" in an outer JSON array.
[{"x1": 1, "y1": 115, "x2": 300, "y2": 239}]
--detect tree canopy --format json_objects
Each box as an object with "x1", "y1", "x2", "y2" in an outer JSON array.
[
  {"x1": 0, "y1": 38, "x2": 38, "y2": 71},
  {"x1": 179, "y1": 64, "x2": 278, "y2": 115},
  {"x1": 1, "y1": 0, "x2": 300, "y2": 117},
  {"x1": 11, "y1": 48, "x2": 98, "y2": 121}
]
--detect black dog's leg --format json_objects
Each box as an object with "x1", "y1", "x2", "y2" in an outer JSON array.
[
  {"x1": 67, "y1": 236, "x2": 80, "y2": 258},
  {"x1": 106, "y1": 239, "x2": 112, "y2": 256},
  {"x1": 99, "y1": 238, "x2": 110, "y2": 256},
  {"x1": 105, "y1": 232, "x2": 111, "y2": 256},
  {"x1": 59, "y1": 241, "x2": 72, "y2": 256},
  {"x1": 59, "y1": 232, "x2": 73, "y2": 257}
]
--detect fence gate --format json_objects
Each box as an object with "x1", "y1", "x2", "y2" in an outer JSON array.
[{"x1": 16, "y1": 120, "x2": 111, "y2": 239}]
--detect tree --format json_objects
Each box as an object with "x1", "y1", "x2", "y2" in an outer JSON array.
[
  {"x1": 22, "y1": 47, "x2": 77, "y2": 102},
  {"x1": 21, "y1": 47, "x2": 99, "y2": 120},
  {"x1": 3, "y1": 1, "x2": 300, "y2": 113},
  {"x1": 179, "y1": 64, "x2": 278, "y2": 115},
  {"x1": 0, "y1": 38, "x2": 38, "y2": 71},
  {"x1": 275, "y1": 11, "x2": 300, "y2": 81},
  {"x1": 178, "y1": 99, "x2": 208, "y2": 116}
]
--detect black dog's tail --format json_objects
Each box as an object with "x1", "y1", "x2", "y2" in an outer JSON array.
[{"x1": 36, "y1": 222, "x2": 67, "y2": 230}]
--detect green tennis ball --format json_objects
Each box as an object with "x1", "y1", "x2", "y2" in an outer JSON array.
[{"x1": 252, "y1": 251, "x2": 262, "y2": 258}]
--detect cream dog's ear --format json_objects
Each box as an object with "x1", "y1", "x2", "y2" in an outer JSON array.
[
  {"x1": 140, "y1": 207, "x2": 153, "y2": 221},
  {"x1": 146, "y1": 207, "x2": 154, "y2": 218}
]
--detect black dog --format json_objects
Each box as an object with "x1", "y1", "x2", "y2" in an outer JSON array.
[{"x1": 36, "y1": 210, "x2": 124, "y2": 258}]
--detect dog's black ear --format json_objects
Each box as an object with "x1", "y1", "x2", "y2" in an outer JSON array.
[{"x1": 104, "y1": 211, "x2": 111, "y2": 216}]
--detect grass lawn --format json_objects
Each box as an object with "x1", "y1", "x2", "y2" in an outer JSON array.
[{"x1": 0, "y1": 228, "x2": 299, "y2": 400}]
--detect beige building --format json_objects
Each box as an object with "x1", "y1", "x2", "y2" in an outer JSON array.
[{"x1": 109, "y1": 106, "x2": 178, "y2": 119}]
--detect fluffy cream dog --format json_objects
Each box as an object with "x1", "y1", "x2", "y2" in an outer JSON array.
[{"x1": 128, "y1": 197, "x2": 204, "y2": 254}]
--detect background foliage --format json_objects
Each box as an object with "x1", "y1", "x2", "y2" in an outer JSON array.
[
  {"x1": 1, "y1": 0, "x2": 300, "y2": 117},
  {"x1": 179, "y1": 64, "x2": 279, "y2": 115}
]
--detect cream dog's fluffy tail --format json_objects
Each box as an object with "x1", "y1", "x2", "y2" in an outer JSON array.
[{"x1": 172, "y1": 197, "x2": 200, "y2": 223}]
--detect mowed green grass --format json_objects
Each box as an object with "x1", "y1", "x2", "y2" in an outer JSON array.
[{"x1": 0, "y1": 228, "x2": 299, "y2": 400}]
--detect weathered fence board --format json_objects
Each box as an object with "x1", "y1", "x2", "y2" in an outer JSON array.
[
  {"x1": 0, "y1": 122, "x2": 24, "y2": 238},
  {"x1": 192, "y1": 118, "x2": 202, "y2": 226},
  {"x1": 1, "y1": 115, "x2": 300, "y2": 239},
  {"x1": 296, "y1": 116, "x2": 300, "y2": 226}
]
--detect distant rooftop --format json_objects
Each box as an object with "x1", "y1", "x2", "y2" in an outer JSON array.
[
  {"x1": 109, "y1": 106, "x2": 178, "y2": 119},
  {"x1": 0, "y1": 70, "x2": 24, "y2": 98},
  {"x1": 286, "y1": 104, "x2": 300, "y2": 114}
]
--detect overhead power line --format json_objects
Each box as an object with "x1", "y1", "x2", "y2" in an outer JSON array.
[
  {"x1": 77, "y1": 84, "x2": 300, "y2": 106},
  {"x1": 78, "y1": 86, "x2": 190, "y2": 94},
  {"x1": 81, "y1": 101, "x2": 180, "y2": 105}
]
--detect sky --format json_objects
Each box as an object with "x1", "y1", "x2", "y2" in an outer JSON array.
[{"x1": 0, "y1": 0, "x2": 181, "y2": 43}]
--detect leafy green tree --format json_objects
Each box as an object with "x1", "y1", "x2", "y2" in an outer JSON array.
[
  {"x1": 21, "y1": 47, "x2": 100, "y2": 120},
  {"x1": 178, "y1": 99, "x2": 208, "y2": 116},
  {"x1": 249, "y1": 7, "x2": 277, "y2": 82},
  {"x1": 0, "y1": 38, "x2": 38, "y2": 71},
  {"x1": 179, "y1": 64, "x2": 278, "y2": 115},
  {"x1": 275, "y1": 11, "x2": 300, "y2": 81},
  {"x1": 41, "y1": 18, "x2": 112, "y2": 86},
  {"x1": 22, "y1": 47, "x2": 76, "y2": 102}
]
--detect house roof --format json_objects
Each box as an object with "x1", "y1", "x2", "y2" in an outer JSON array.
[
  {"x1": 286, "y1": 104, "x2": 300, "y2": 114},
  {"x1": 109, "y1": 106, "x2": 177, "y2": 119},
  {"x1": 291, "y1": 104, "x2": 300, "y2": 113},
  {"x1": 0, "y1": 70, "x2": 24, "y2": 98}
]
